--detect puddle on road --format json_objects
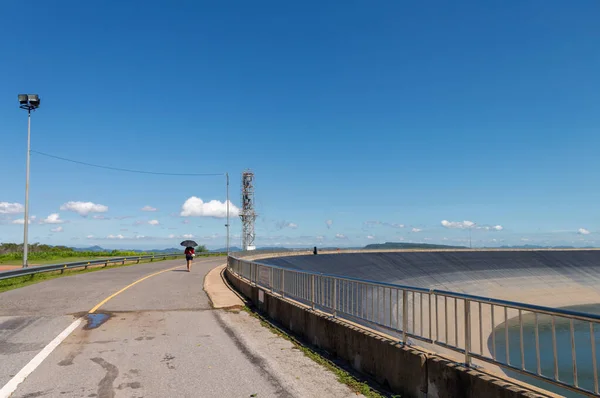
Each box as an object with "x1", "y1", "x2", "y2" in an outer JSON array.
[{"x1": 84, "y1": 313, "x2": 111, "y2": 330}]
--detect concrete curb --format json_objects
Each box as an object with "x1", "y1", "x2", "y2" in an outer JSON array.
[{"x1": 203, "y1": 264, "x2": 245, "y2": 310}]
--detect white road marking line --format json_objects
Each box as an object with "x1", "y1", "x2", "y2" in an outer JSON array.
[{"x1": 0, "y1": 318, "x2": 82, "y2": 398}]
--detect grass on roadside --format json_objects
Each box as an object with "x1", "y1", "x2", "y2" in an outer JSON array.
[
  {"x1": 0, "y1": 252, "x2": 225, "y2": 267},
  {"x1": 0, "y1": 257, "x2": 178, "y2": 294},
  {"x1": 240, "y1": 306, "x2": 393, "y2": 398},
  {"x1": 0, "y1": 256, "x2": 124, "y2": 267}
]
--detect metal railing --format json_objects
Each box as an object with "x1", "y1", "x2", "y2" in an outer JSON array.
[
  {"x1": 0, "y1": 252, "x2": 226, "y2": 281},
  {"x1": 228, "y1": 256, "x2": 600, "y2": 397}
]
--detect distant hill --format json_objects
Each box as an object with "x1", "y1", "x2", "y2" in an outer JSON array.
[
  {"x1": 148, "y1": 248, "x2": 182, "y2": 253},
  {"x1": 71, "y1": 246, "x2": 181, "y2": 254},
  {"x1": 364, "y1": 242, "x2": 466, "y2": 250},
  {"x1": 496, "y1": 244, "x2": 596, "y2": 249},
  {"x1": 211, "y1": 247, "x2": 242, "y2": 252},
  {"x1": 72, "y1": 245, "x2": 106, "y2": 252}
]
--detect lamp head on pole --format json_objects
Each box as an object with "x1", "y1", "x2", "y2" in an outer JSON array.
[{"x1": 18, "y1": 94, "x2": 41, "y2": 110}]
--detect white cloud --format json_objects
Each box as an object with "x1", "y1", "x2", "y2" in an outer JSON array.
[
  {"x1": 12, "y1": 216, "x2": 36, "y2": 225},
  {"x1": 367, "y1": 235, "x2": 375, "y2": 240},
  {"x1": 316, "y1": 235, "x2": 325, "y2": 241},
  {"x1": 578, "y1": 228, "x2": 591, "y2": 235},
  {"x1": 182, "y1": 219, "x2": 190, "y2": 224},
  {"x1": 51, "y1": 226, "x2": 64, "y2": 233},
  {"x1": 276, "y1": 221, "x2": 298, "y2": 230},
  {"x1": 86, "y1": 235, "x2": 94, "y2": 239},
  {"x1": 0, "y1": 202, "x2": 24, "y2": 214},
  {"x1": 364, "y1": 221, "x2": 404, "y2": 229},
  {"x1": 60, "y1": 201, "x2": 108, "y2": 216},
  {"x1": 141, "y1": 206, "x2": 158, "y2": 212},
  {"x1": 165, "y1": 233, "x2": 197, "y2": 240},
  {"x1": 92, "y1": 215, "x2": 110, "y2": 220},
  {"x1": 411, "y1": 228, "x2": 422, "y2": 233},
  {"x1": 180, "y1": 197, "x2": 239, "y2": 218},
  {"x1": 107, "y1": 234, "x2": 125, "y2": 239},
  {"x1": 335, "y1": 233, "x2": 347, "y2": 240},
  {"x1": 326, "y1": 220, "x2": 333, "y2": 229},
  {"x1": 41, "y1": 213, "x2": 64, "y2": 224},
  {"x1": 135, "y1": 235, "x2": 145, "y2": 239},
  {"x1": 478, "y1": 225, "x2": 504, "y2": 231},
  {"x1": 148, "y1": 220, "x2": 160, "y2": 226},
  {"x1": 441, "y1": 220, "x2": 476, "y2": 229}
]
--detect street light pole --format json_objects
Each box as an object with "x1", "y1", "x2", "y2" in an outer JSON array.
[
  {"x1": 23, "y1": 109, "x2": 31, "y2": 268},
  {"x1": 226, "y1": 172, "x2": 230, "y2": 255},
  {"x1": 18, "y1": 94, "x2": 40, "y2": 269},
  {"x1": 469, "y1": 227, "x2": 472, "y2": 249}
]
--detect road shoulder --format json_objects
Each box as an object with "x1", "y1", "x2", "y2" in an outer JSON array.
[{"x1": 204, "y1": 264, "x2": 244, "y2": 310}]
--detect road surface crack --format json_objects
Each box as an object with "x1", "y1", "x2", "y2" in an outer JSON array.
[
  {"x1": 212, "y1": 311, "x2": 293, "y2": 397},
  {"x1": 91, "y1": 357, "x2": 118, "y2": 398}
]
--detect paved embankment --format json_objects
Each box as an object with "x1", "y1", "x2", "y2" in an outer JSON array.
[
  {"x1": 0, "y1": 257, "x2": 361, "y2": 398},
  {"x1": 262, "y1": 250, "x2": 600, "y2": 307}
]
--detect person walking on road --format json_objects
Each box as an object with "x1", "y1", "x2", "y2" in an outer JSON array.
[{"x1": 184, "y1": 246, "x2": 195, "y2": 272}]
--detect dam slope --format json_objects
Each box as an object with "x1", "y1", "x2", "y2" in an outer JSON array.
[{"x1": 261, "y1": 250, "x2": 600, "y2": 306}]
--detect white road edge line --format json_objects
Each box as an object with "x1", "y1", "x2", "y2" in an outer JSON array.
[{"x1": 0, "y1": 317, "x2": 82, "y2": 398}]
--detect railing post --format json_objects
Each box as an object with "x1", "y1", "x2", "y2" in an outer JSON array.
[
  {"x1": 465, "y1": 299, "x2": 471, "y2": 366},
  {"x1": 333, "y1": 278, "x2": 337, "y2": 317},
  {"x1": 311, "y1": 274, "x2": 315, "y2": 309},
  {"x1": 270, "y1": 267, "x2": 274, "y2": 293},
  {"x1": 281, "y1": 270, "x2": 285, "y2": 298},
  {"x1": 402, "y1": 290, "x2": 408, "y2": 344}
]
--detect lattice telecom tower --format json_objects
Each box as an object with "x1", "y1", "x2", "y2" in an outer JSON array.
[{"x1": 240, "y1": 170, "x2": 257, "y2": 251}]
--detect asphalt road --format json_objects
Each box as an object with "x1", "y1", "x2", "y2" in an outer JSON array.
[{"x1": 0, "y1": 257, "x2": 360, "y2": 398}]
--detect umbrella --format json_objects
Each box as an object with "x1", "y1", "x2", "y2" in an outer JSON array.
[{"x1": 180, "y1": 240, "x2": 198, "y2": 247}]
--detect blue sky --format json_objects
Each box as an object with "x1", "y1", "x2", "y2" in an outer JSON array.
[{"x1": 1, "y1": 1, "x2": 599, "y2": 249}]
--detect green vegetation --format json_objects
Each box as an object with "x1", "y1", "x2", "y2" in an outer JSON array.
[
  {"x1": 0, "y1": 256, "x2": 176, "y2": 293},
  {"x1": 0, "y1": 243, "x2": 152, "y2": 265},
  {"x1": 241, "y1": 306, "x2": 390, "y2": 398}
]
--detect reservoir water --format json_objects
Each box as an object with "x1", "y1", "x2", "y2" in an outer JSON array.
[{"x1": 490, "y1": 303, "x2": 600, "y2": 397}]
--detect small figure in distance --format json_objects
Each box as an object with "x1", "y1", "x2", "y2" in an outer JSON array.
[
  {"x1": 313, "y1": 246, "x2": 318, "y2": 255},
  {"x1": 184, "y1": 246, "x2": 195, "y2": 272}
]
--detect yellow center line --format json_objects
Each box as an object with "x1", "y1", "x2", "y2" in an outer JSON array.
[{"x1": 89, "y1": 265, "x2": 183, "y2": 313}]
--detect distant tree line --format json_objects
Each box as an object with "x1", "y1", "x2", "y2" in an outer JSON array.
[{"x1": 0, "y1": 243, "x2": 148, "y2": 262}]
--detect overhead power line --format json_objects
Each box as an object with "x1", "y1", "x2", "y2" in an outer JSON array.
[{"x1": 31, "y1": 150, "x2": 225, "y2": 177}]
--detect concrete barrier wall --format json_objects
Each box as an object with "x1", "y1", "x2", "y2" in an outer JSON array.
[{"x1": 225, "y1": 268, "x2": 557, "y2": 398}]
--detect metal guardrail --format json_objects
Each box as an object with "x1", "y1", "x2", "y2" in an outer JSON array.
[
  {"x1": 228, "y1": 255, "x2": 600, "y2": 397},
  {"x1": 0, "y1": 252, "x2": 226, "y2": 281}
]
